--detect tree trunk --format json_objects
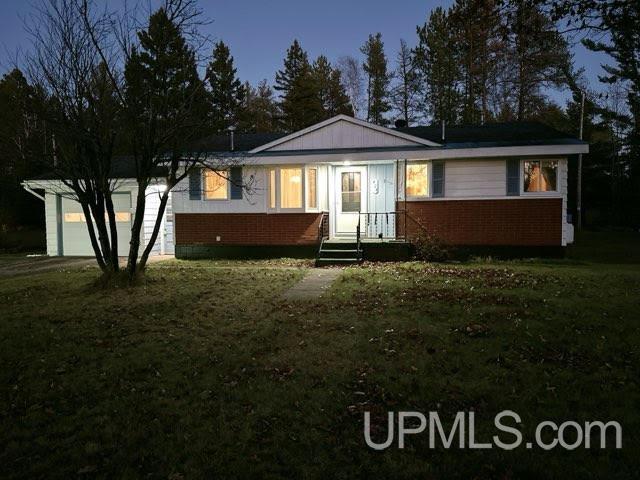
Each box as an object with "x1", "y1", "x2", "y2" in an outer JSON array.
[
  {"x1": 126, "y1": 181, "x2": 148, "y2": 281},
  {"x1": 79, "y1": 201, "x2": 107, "y2": 271},
  {"x1": 138, "y1": 188, "x2": 170, "y2": 272},
  {"x1": 104, "y1": 191, "x2": 120, "y2": 271}
]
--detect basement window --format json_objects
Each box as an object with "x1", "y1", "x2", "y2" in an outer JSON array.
[
  {"x1": 523, "y1": 160, "x2": 558, "y2": 192},
  {"x1": 204, "y1": 169, "x2": 229, "y2": 200}
]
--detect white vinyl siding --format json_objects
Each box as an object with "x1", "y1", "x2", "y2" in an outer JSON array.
[
  {"x1": 44, "y1": 192, "x2": 58, "y2": 256},
  {"x1": 267, "y1": 119, "x2": 423, "y2": 151},
  {"x1": 173, "y1": 167, "x2": 267, "y2": 214},
  {"x1": 444, "y1": 159, "x2": 507, "y2": 197}
]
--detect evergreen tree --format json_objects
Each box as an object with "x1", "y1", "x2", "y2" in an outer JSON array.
[
  {"x1": 505, "y1": 0, "x2": 571, "y2": 120},
  {"x1": 548, "y1": 0, "x2": 640, "y2": 226},
  {"x1": 275, "y1": 39, "x2": 323, "y2": 131},
  {"x1": 361, "y1": 33, "x2": 391, "y2": 125},
  {"x1": 206, "y1": 41, "x2": 245, "y2": 132},
  {"x1": 0, "y1": 69, "x2": 48, "y2": 229},
  {"x1": 237, "y1": 79, "x2": 279, "y2": 133},
  {"x1": 449, "y1": 0, "x2": 503, "y2": 123},
  {"x1": 415, "y1": 7, "x2": 462, "y2": 125},
  {"x1": 312, "y1": 55, "x2": 353, "y2": 118},
  {"x1": 124, "y1": 6, "x2": 210, "y2": 274},
  {"x1": 391, "y1": 39, "x2": 421, "y2": 125}
]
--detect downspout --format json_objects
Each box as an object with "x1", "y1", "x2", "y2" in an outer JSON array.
[{"x1": 22, "y1": 182, "x2": 45, "y2": 202}]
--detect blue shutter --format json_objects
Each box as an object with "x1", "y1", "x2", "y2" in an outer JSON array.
[
  {"x1": 432, "y1": 161, "x2": 445, "y2": 198},
  {"x1": 189, "y1": 168, "x2": 202, "y2": 200},
  {"x1": 230, "y1": 166, "x2": 243, "y2": 200},
  {"x1": 506, "y1": 159, "x2": 520, "y2": 196}
]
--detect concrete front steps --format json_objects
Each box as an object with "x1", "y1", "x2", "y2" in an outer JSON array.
[{"x1": 316, "y1": 240, "x2": 362, "y2": 267}]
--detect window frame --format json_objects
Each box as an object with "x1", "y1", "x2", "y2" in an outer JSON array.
[
  {"x1": 306, "y1": 166, "x2": 319, "y2": 212},
  {"x1": 267, "y1": 165, "x2": 307, "y2": 213},
  {"x1": 405, "y1": 160, "x2": 431, "y2": 199},
  {"x1": 203, "y1": 169, "x2": 230, "y2": 201},
  {"x1": 520, "y1": 159, "x2": 560, "y2": 196}
]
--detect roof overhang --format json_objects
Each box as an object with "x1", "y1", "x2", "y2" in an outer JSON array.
[{"x1": 246, "y1": 142, "x2": 589, "y2": 165}]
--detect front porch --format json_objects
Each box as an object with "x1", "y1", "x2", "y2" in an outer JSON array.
[{"x1": 316, "y1": 211, "x2": 412, "y2": 266}]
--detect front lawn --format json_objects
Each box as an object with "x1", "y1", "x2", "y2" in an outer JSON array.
[{"x1": 1, "y1": 256, "x2": 638, "y2": 478}]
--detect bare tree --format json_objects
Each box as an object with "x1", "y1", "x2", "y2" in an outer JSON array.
[
  {"x1": 24, "y1": 0, "x2": 123, "y2": 273},
  {"x1": 390, "y1": 39, "x2": 421, "y2": 125},
  {"x1": 25, "y1": 0, "x2": 244, "y2": 282},
  {"x1": 337, "y1": 55, "x2": 364, "y2": 118}
]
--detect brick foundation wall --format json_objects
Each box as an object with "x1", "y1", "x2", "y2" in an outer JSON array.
[
  {"x1": 397, "y1": 198, "x2": 563, "y2": 246},
  {"x1": 175, "y1": 213, "x2": 323, "y2": 246}
]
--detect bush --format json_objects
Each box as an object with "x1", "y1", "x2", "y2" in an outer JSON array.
[{"x1": 411, "y1": 233, "x2": 452, "y2": 262}]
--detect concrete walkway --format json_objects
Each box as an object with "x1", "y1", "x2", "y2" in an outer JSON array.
[{"x1": 282, "y1": 268, "x2": 342, "y2": 301}]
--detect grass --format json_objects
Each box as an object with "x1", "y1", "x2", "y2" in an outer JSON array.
[{"x1": 1, "y1": 234, "x2": 639, "y2": 479}]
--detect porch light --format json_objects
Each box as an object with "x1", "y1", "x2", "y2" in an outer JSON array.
[{"x1": 291, "y1": 175, "x2": 301, "y2": 183}]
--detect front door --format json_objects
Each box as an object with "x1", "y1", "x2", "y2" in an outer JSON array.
[{"x1": 334, "y1": 166, "x2": 367, "y2": 236}]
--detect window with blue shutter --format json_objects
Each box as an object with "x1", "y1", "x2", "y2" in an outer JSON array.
[
  {"x1": 230, "y1": 166, "x2": 243, "y2": 200},
  {"x1": 432, "y1": 161, "x2": 445, "y2": 198},
  {"x1": 506, "y1": 159, "x2": 520, "y2": 196},
  {"x1": 189, "y1": 168, "x2": 202, "y2": 200}
]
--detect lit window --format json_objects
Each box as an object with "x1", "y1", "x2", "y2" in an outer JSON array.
[
  {"x1": 406, "y1": 163, "x2": 429, "y2": 197},
  {"x1": 269, "y1": 169, "x2": 276, "y2": 209},
  {"x1": 64, "y1": 212, "x2": 86, "y2": 222},
  {"x1": 114, "y1": 212, "x2": 131, "y2": 222},
  {"x1": 341, "y1": 172, "x2": 361, "y2": 212},
  {"x1": 280, "y1": 168, "x2": 303, "y2": 209},
  {"x1": 524, "y1": 160, "x2": 557, "y2": 192},
  {"x1": 307, "y1": 168, "x2": 317, "y2": 209},
  {"x1": 204, "y1": 170, "x2": 228, "y2": 200}
]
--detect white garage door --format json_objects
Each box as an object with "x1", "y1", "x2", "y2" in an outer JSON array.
[{"x1": 61, "y1": 193, "x2": 132, "y2": 256}]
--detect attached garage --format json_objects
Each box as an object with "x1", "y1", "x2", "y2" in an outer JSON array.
[
  {"x1": 21, "y1": 178, "x2": 174, "y2": 258},
  {"x1": 59, "y1": 193, "x2": 132, "y2": 256}
]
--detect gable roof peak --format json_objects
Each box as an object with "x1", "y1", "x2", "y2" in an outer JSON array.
[{"x1": 249, "y1": 114, "x2": 440, "y2": 153}]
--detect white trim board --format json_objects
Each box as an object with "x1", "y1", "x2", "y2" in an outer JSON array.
[{"x1": 250, "y1": 143, "x2": 589, "y2": 165}]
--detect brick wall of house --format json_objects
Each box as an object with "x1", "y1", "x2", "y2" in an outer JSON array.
[
  {"x1": 175, "y1": 213, "x2": 323, "y2": 246},
  {"x1": 397, "y1": 198, "x2": 563, "y2": 246}
]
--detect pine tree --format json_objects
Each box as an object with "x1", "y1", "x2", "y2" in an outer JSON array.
[
  {"x1": 415, "y1": 7, "x2": 462, "y2": 125},
  {"x1": 391, "y1": 39, "x2": 421, "y2": 125},
  {"x1": 361, "y1": 33, "x2": 391, "y2": 125},
  {"x1": 312, "y1": 55, "x2": 353, "y2": 118},
  {"x1": 206, "y1": 41, "x2": 245, "y2": 132},
  {"x1": 275, "y1": 39, "x2": 323, "y2": 131},
  {"x1": 125, "y1": 8, "x2": 207, "y2": 139},
  {"x1": 237, "y1": 79, "x2": 279, "y2": 133},
  {"x1": 449, "y1": 0, "x2": 503, "y2": 123},
  {"x1": 505, "y1": 0, "x2": 571, "y2": 121},
  {"x1": 124, "y1": 6, "x2": 210, "y2": 274}
]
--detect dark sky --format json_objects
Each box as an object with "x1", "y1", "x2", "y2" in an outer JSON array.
[{"x1": 0, "y1": 0, "x2": 611, "y2": 107}]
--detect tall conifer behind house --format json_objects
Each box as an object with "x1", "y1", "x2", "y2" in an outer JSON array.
[
  {"x1": 275, "y1": 40, "x2": 323, "y2": 131},
  {"x1": 361, "y1": 33, "x2": 391, "y2": 125},
  {"x1": 206, "y1": 41, "x2": 245, "y2": 132},
  {"x1": 312, "y1": 55, "x2": 353, "y2": 118}
]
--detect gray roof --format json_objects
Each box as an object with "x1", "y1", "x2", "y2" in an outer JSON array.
[
  {"x1": 29, "y1": 121, "x2": 584, "y2": 180},
  {"x1": 31, "y1": 156, "x2": 167, "y2": 181},
  {"x1": 398, "y1": 121, "x2": 577, "y2": 144},
  {"x1": 194, "y1": 121, "x2": 585, "y2": 153}
]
